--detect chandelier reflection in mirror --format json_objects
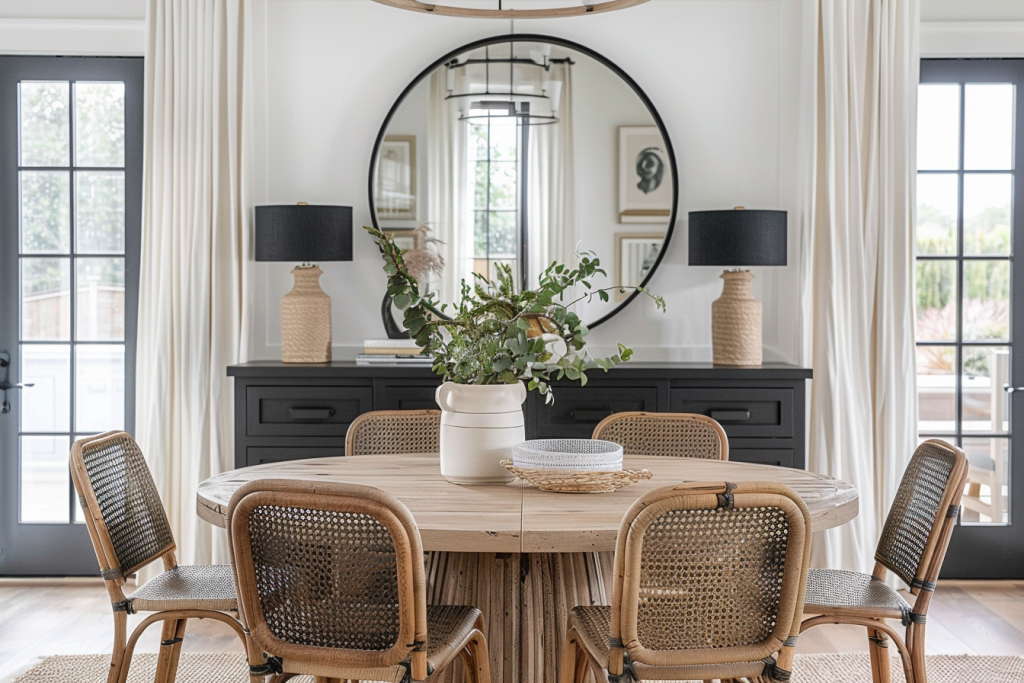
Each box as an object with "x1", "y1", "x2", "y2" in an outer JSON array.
[
  {"x1": 369, "y1": 0, "x2": 648, "y2": 20},
  {"x1": 447, "y1": 42, "x2": 567, "y2": 125}
]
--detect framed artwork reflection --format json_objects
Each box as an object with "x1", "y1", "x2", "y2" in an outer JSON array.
[
  {"x1": 375, "y1": 135, "x2": 417, "y2": 221},
  {"x1": 615, "y1": 232, "x2": 664, "y2": 300},
  {"x1": 618, "y1": 126, "x2": 672, "y2": 223},
  {"x1": 384, "y1": 229, "x2": 417, "y2": 252}
]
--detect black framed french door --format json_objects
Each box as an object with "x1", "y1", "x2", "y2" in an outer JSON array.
[
  {"x1": 0, "y1": 56, "x2": 142, "y2": 576},
  {"x1": 917, "y1": 58, "x2": 1024, "y2": 578}
]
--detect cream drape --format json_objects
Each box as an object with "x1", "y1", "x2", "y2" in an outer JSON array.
[
  {"x1": 136, "y1": 0, "x2": 253, "y2": 573},
  {"x1": 427, "y1": 70, "x2": 472, "y2": 305},
  {"x1": 798, "y1": 0, "x2": 920, "y2": 576},
  {"x1": 528, "y1": 62, "x2": 576, "y2": 287}
]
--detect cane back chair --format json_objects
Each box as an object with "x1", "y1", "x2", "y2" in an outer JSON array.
[
  {"x1": 591, "y1": 412, "x2": 729, "y2": 460},
  {"x1": 800, "y1": 439, "x2": 969, "y2": 683},
  {"x1": 228, "y1": 479, "x2": 491, "y2": 683},
  {"x1": 560, "y1": 481, "x2": 812, "y2": 683},
  {"x1": 345, "y1": 410, "x2": 441, "y2": 457},
  {"x1": 70, "y1": 431, "x2": 246, "y2": 683}
]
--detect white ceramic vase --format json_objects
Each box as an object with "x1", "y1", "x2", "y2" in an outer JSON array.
[{"x1": 436, "y1": 381, "x2": 527, "y2": 485}]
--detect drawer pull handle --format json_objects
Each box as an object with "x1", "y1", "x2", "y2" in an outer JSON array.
[
  {"x1": 289, "y1": 407, "x2": 335, "y2": 421},
  {"x1": 569, "y1": 409, "x2": 613, "y2": 422},
  {"x1": 710, "y1": 410, "x2": 751, "y2": 422}
]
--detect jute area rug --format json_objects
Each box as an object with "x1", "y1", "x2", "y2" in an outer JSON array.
[{"x1": 10, "y1": 652, "x2": 1024, "y2": 683}]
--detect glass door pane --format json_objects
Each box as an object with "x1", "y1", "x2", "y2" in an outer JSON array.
[
  {"x1": 915, "y1": 78, "x2": 1015, "y2": 528},
  {"x1": 15, "y1": 77, "x2": 127, "y2": 524}
]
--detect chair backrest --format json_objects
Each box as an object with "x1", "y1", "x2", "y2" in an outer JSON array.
[
  {"x1": 609, "y1": 481, "x2": 810, "y2": 672},
  {"x1": 874, "y1": 439, "x2": 969, "y2": 590},
  {"x1": 69, "y1": 431, "x2": 176, "y2": 582},
  {"x1": 345, "y1": 410, "x2": 441, "y2": 457},
  {"x1": 228, "y1": 479, "x2": 428, "y2": 673},
  {"x1": 592, "y1": 412, "x2": 728, "y2": 460}
]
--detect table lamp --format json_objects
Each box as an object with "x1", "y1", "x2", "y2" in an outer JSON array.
[
  {"x1": 256, "y1": 203, "x2": 353, "y2": 363},
  {"x1": 688, "y1": 207, "x2": 787, "y2": 366}
]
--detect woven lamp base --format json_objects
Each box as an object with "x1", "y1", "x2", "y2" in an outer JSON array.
[
  {"x1": 281, "y1": 265, "x2": 332, "y2": 363},
  {"x1": 711, "y1": 270, "x2": 762, "y2": 366}
]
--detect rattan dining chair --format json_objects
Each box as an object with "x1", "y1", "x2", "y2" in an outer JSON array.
[
  {"x1": 228, "y1": 478, "x2": 491, "y2": 683},
  {"x1": 345, "y1": 409, "x2": 441, "y2": 457},
  {"x1": 69, "y1": 431, "x2": 246, "y2": 683},
  {"x1": 800, "y1": 439, "x2": 969, "y2": 683},
  {"x1": 591, "y1": 411, "x2": 729, "y2": 460},
  {"x1": 559, "y1": 480, "x2": 812, "y2": 683}
]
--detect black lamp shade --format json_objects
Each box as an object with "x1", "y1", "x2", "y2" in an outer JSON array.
[
  {"x1": 688, "y1": 209, "x2": 787, "y2": 267},
  {"x1": 255, "y1": 204, "x2": 353, "y2": 262}
]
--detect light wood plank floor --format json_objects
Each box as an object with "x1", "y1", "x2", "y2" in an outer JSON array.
[{"x1": 0, "y1": 579, "x2": 1022, "y2": 680}]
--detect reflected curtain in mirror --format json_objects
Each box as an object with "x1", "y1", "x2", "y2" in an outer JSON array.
[
  {"x1": 528, "y1": 61, "x2": 576, "y2": 287},
  {"x1": 428, "y1": 70, "x2": 472, "y2": 305}
]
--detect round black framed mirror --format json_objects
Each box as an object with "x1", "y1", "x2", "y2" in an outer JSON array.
[{"x1": 368, "y1": 34, "x2": 678, "y2": 333}]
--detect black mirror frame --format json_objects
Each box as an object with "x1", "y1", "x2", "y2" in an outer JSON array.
[{"x1": 368, "y1": 33, "x2": 678, "y2": 330}]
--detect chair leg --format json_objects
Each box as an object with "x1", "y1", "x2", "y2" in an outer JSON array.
[
  {"x1": 909, "y1": 623, "x2": 928, "y2": 683},
  {"x1": 868, "y1": 626, "x2": 892, "y2": 683},
  {"x1": 107, "y1": 610, "x2": 130, "y2": 683},
  {"x1": 559, "y1": 628, "x2": 580, "y2": 683},
  {"x1": 154, "y1": 618, "x2": 187, "y2": 683},
  {"x1": 460, "y1": 629, "x2": 491, "y2": 683}
]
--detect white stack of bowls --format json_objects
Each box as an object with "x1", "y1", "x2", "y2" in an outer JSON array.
[{"x1": 512, "y1": 439, "x2": 624, "y2": 472}]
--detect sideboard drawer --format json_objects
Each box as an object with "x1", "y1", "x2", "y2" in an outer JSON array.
[
  {"x1": 533, "y1": 386, "x2": 659, "y2": 438},
  {"x1": 670, "y1": 388, "x2": 793, "y2": 438},
  {"x1": 246, "y1": 385, "x2": 372, "y2": 437},
  {"x1": 374, "y1": 378, "x2": 443, "y2": 411},
  {"x1": 730, "y1": 448, "x2": 795, "y2": 468},
  {"x1": 246, "y1": 447, "x2": 345, "y2": 466}
]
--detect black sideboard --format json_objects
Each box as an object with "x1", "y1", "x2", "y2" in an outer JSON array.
[{"x1": 227, "y1": 362, "x2": 812, "y2": 470}]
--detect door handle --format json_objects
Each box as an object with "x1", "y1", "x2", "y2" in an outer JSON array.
[
  {"x1": 289, "y1": 407, "x2": 335, "y2": 421},
  {"x1": 0, "y1": 351, "x2": 34, "y2": 414},
  {"x1": 1005, "y1": 386, "x2": 1024, "y2": 393},
  {"x1": 710, "y1": 410, "x2": 751, "y2": 422},
  {"x1": 569, "y1": 409, "x2": 613, "y2": 422}
]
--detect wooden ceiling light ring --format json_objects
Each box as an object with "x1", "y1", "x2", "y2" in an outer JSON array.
[{"x1": 370, "y1": 0, "x2": 649, "y2": 19}]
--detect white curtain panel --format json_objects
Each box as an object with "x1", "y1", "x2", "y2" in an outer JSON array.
[
  {"x1": 427, "y1": 70, "x2": 471, "y2": 304},
  {"x1": 528, "y1": 62, "x2": 577, "y2": 286},
  {"x1": 136, "y1": 0, "x2": 253, "y2": 574},
  {"x1": 798, "y1": 0, "x2": 920, "y2": 575}
]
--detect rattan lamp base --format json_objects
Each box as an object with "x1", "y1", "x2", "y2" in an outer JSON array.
[
  {"x1": 281, "y1": 265, "x2": 332, "y2": 363},
  {"x1": 711, "y1": 270, "x2": 762, "y2": 366}
]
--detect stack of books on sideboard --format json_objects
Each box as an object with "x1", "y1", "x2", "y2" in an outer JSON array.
[{"x1": 356, "y1": 339, "x2": 433, "y2": 365}]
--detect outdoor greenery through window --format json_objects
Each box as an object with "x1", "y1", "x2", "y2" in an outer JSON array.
[
  {"x1": 915, "y1": 81, "x2": 1013, "y2": 525},
  {"x1": 469, "y1": 111, "x2": 519, "y2": 284},
  {"x1": 18, "y1": 80, "x2": 126, "y2": 524}
]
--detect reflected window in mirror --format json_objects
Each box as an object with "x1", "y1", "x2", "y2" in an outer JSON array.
[{"x1": 469, "y1": 112, "x2": 520, "y2": 288}]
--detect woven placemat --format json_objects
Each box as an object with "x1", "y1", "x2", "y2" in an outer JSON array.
[{"x1": 10, "y1": 652, "x2": 1024, "y2": 683}]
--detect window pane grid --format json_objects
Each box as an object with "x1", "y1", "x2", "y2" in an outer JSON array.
[
  {"x1": 18, "y1": 78, "x2": 126, "y2": 524},
  {"x1": 470, "y1": 114, "x2": 520, "y2": 283},
  {"x1": 915, "y1": 80, "x2": 1014, "y2": 526}
]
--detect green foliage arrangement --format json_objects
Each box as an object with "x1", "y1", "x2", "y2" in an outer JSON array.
[{"x1": 365, "y1": 226, "x2": 666, "y2": 400}]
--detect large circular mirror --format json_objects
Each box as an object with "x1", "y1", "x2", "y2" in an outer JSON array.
[{"x1": 369, "y1": 34, "x2": 677, "y2": 330}]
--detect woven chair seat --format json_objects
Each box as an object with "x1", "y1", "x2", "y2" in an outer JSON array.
[
  {"x1": 803, "y1": 568, "x2": 911, "y2": 621},
  {"x1": 424, "y1": 605, "x2": 483, "y2": 671},
  {"x1": 129, "y1": 565, "x2": 237, "y2": 613},
  {"x1": 568, "y1": 606, "x2": 769, "y2": 681}
]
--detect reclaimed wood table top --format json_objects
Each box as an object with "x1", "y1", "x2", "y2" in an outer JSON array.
[{"x1": 197, "y1": 453, "x2": 858, "y2": 553}]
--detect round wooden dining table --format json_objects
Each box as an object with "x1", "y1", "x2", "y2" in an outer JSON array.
[{"x1": 197, "y1": 453, "x2": 857, "y2": 683}]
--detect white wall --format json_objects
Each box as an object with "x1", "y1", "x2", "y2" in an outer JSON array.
[{"x1": 253, "y1": 0, "x2": 803, "y2": 362}]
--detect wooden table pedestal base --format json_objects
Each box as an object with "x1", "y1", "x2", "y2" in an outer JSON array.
[{"x1": 426, "y1": 551, "x2": 614, "y2": 683}]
